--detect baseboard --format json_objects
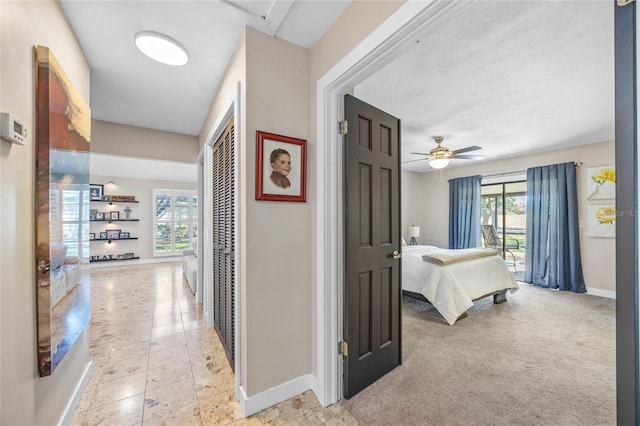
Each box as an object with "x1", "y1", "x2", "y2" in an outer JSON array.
[
  {"x1": 60, "y1": 361, "x2": 92, "y2": 426},
  {"x1": 587, "y1": 287, "x2": 616, "y2": 299},
  {"x1": 89, "y1": 256, "x2": 181, "y2": 269},
  {"x1": 238, "y1": 374, "x2": 313, "y2": 417}
]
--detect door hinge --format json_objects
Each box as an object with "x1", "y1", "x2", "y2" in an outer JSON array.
[
  {"x1": 338, "y1": 340, "x2": 348, "y2": 357},
  {"x1": 338, "y1": 120, "x2": 348, "y2": 135},
  {"x1": 617, "y1": 0, "x2": 634, "y2": 5}
]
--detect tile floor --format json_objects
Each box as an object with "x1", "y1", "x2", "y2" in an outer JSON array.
[{"x1": 71, "y1": 262, "x2": 358, "y2": 425}]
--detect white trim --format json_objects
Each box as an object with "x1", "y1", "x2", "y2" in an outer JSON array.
[
  {"x1": 314, "y1": 0, "x2": 456, "y2": 406},
  {"x1": 232, "y1": 81, "x2": 243, "y2": 402},
  {"x1": 88, "y1": 256, "x2": 182, "y2": 269},
  {"x1": 587, "y1": 287, "x2": 616, "y2": 299},
  {"x1": 59, "y1": 361, "x2": 92, "y2": 426},
  {"x1": 238, "y1": 374, "x2": 313, "y2": 417},
  {"x1": 196, "y1": 149, "x2": 205, "y2": 304}
]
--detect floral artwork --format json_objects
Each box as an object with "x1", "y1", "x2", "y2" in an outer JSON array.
[
  {"x1": 587, "y1": 165, "x2": 615, "y2": 200},
  {"x1": 588, "y1": 205, "x2": 616, "y2": 238}
]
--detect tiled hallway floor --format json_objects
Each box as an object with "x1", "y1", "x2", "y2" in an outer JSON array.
[{"x1": 71, "y1": 262, "x2": 358, "y2": 425}]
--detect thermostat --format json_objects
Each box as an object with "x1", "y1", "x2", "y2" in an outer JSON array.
[{"x1": 1, "y1": 112, "x2": 27, "y2": 145}]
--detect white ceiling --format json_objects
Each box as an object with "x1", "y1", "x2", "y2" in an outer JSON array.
[
  {"x1": 355, "y1": 1, "x2": 614, "y2": 172},
  {"x1": 61, "y1": 1, "x2": 614, "y2": 173},
  {"x1": 60, "y1": 0, "x2": 351, "y2": 136}
]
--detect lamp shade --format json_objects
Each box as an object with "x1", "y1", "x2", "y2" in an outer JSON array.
[
  {"x1": 429, "y1": 158, "x2": 449, "y2": 169},
  {"x1": 408, "y1": 225, "x2": 420, "y2": 238}
]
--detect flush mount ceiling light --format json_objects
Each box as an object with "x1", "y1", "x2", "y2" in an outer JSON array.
[{"x1": 134, "y1": 31, "x2": 189, "y2": 66}]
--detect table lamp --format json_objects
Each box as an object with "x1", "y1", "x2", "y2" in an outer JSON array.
[{"x1": 408, "y1": 225, "x2": 420, "y2": 245}]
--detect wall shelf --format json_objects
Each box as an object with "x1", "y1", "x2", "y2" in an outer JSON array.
[
  {"x1": 90, "y1": 219, "x2": 140, "y2": 222},
  {"x1": 90, "y1": 200, "x2": 139, "y2": 204},
  {"x1": 91, "y1": 237, "x2": 138, "y2": 242},
  {"x1": 90, "y1": 256, "x2": 139, "y2": 263}
]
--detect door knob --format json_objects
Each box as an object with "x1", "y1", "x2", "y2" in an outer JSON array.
[{"x1": 392, "y1": 250, "x2": 402, "y2": 260}]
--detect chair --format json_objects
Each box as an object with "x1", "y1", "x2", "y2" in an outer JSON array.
[{"x1": 481, "y1": 225, "x2": 520, "y2": 271}]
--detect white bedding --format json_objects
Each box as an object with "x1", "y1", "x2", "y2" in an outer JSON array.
[{"x1": 402, "y1": 245, "x2": 519, "y2": 325}]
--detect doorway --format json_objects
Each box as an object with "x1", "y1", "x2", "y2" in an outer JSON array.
[
  {"x1": 481, "y1": 181, "x2": 527, "y2": 278},
  {"x1": 315, "y1": 2, "x2": 634, "y2": 419}
]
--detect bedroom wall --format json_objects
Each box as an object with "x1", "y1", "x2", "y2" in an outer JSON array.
[
  {"x1": 405, "y1": 140, "x2": 616, "y2": 294},
  {"x1": 1, "y1": 1, "x2": 91, "y2": 424},
  {"x1": 402, "y1": 171, "x2": 428, "y2": 244}
]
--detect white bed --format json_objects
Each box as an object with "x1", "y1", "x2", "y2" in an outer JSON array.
[{"x1": 402, "y1": 245, "x2": 519, "y2": 325}]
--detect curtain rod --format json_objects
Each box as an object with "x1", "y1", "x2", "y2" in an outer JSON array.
[{"x1": 481, "y1": 162, "x2": 583, "y2": 179}]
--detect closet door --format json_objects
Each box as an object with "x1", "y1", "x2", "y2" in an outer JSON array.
[{"x1": 212, "y1": 118, "x2": 235, "y2": 370}]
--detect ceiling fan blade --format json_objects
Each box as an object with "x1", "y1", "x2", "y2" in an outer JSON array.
[
  {"x1": 410, "y1": 152, "x2": 431, "y2": 156},
  {"x1": 402, "y1": 158, "x2": 428, "y2": 164},
  {"x1": 450, "y1": 145, "x2": 481, "y2": 155},
  {"x1": 453, "y1": 154, "x2": 485, "y2": 160}
]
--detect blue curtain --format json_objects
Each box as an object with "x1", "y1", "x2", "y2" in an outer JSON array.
[
  {"x1": 525, "y1": 162, "x2": 586, "y2": 292},
  {"x1": 449, "y1": 175, "x2": 481, "y2": 249}
]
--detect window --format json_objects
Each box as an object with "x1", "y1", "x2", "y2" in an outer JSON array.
[
  {"x1": 51, "y1": 184, "x2": 90, "y2": 258},
  {"x1": 153, "y1": 189, "x2": 197, "y2": 256},
  {"x1": 481, "y1": 181, "x2": 527, "y2": 270}
]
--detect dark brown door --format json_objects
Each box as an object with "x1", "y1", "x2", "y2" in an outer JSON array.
[
  {"x1": 212, "y1": 118, "x2": 235, "y2": 371},
  {"x1": 343, "y1": 94, "x2": 401, "y2": 398}
]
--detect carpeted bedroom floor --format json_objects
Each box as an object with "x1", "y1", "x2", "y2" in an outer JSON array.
[{"x1": 342, "y1": 282, "x2": 616, "y2": 426}]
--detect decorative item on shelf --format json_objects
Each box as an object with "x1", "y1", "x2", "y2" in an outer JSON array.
[
  {"x1": 101, "y1": 195, "x2": 111, "y2": 202},
  {"x1": 99, "y1": 231, "x2": 107, "y2": 239},
  {"x1": 408, "y1": 225, "x2": 420, "y2": 245},
  {"x1": 89, "y1": 209, "x2": 97, "y2": 220},
  {"x1": 89, "y1": 233, "x2": 95, "y2": 240},
  {"x1": 110, "y1": 195, "x2": 136, "y2": 202},
  {"x1": 120, "y1": 232, "x2": 130, "y2": 239},
  {"x1": 104, "y1": 212, "x2": 111, "y2": 221},
  {"x1": 95, "y1": 212, "x2": 104, "y2": 221},
  {"x1": 117, "y1": 254, "x2": 125, "y2": 260},
  {"x1": 90, "y1": 184, "x2": 103, "y2": 201},
  {"x1": 106, "y1": 229, "x2": 121, "y2": 240},
  {"x1": 124, "y1": 206, "x2": 132, "y2": 219},
  {"x1": 124, "y1": 252, "x2": 134, "y2": 259},
  {"x1": 111, "y1": 211, "x2": 119, "y2": 220}
]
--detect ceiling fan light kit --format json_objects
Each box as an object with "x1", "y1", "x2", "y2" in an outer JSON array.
[
  {"x1": 407, "y1": 136, "x2": 484, "y2": 170},
  {"x1": 429, "y1": 158, "x2": 450, "y2": 169}
]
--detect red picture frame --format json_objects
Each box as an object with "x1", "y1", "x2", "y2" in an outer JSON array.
[{"x1": 255, "y1": 130, "x2": 307, "y2": 202}]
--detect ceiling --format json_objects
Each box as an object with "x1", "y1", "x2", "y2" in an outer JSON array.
[
  {"x1": 355, "y1": 1, "x2": 614, "y2": 172},
  {"x1": 61, "y1": 1, "x2": 614, "y2": 173},
  {"x1": 60, "y1": 0, "x2": 351, "y2": 136}
]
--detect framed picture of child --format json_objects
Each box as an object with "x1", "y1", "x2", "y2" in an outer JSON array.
[{"x1": 255, "y1": 130, "x2": 307, "y2": 202}]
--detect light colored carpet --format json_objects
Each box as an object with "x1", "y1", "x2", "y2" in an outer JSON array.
[{"x1": 343, "y1": 283, "x2": 616, "y2": 426}]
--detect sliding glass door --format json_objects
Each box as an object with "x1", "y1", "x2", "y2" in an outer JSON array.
[{"x1": 480, "y1": 181, "x2": 527, "y2": 273}]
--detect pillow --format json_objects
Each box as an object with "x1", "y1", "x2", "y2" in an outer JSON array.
[{"x1": 401, "y1": 237, "x2": 407, "y2": 247}]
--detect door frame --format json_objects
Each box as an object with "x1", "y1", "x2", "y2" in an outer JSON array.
[
  {"x1": 203, "y1": 81, "x2": 243, "y2": 400},
  {"x1": 314, "y1": 0, "x2": 458, "y2": 406},
  {"x1": 615, "y1": 1, "x2": 638, "y2": 423}
]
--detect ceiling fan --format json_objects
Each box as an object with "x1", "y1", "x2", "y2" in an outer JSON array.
[{"x1": 404, "y1": 136, "x2": 485, "y2": 169}]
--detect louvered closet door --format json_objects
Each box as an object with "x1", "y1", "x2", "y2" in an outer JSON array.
[{"x1": 212, "y1": 118, "x2": 235, "y2": 371}]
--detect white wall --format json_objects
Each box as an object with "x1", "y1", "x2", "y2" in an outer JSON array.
[
  {"x1": 1, "y1": 1, "x2": 91, "y2": 423},
  {"x1": 92, "y1": 119, "x2": 199, "y2": 163},
  {"x1": 403, "y1": 140, "x2": 616, "y2": 293},
  {"x1": 243, "y1": 28, "x2": 311, "y2": 396},
  {"x1": 89, "y1": 175, "x2": 196, "y2": 264}
]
